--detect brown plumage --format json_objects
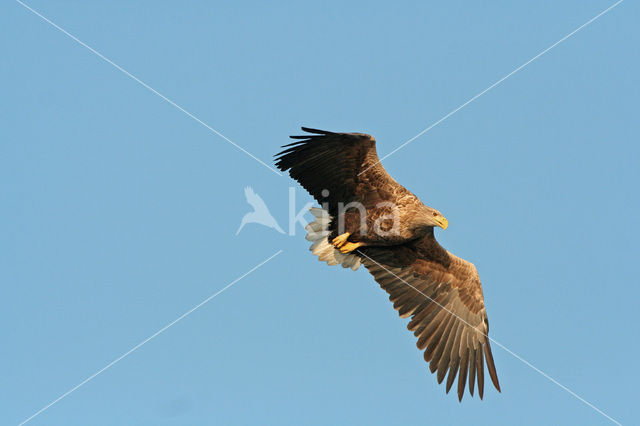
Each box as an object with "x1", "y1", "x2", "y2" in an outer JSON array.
[{"x1": 275, "y1": 127, "x2": 500, "y2": 401}]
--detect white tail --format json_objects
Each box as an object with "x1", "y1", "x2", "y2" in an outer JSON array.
[{"x1": 305, "y1": 207, "x2": 361, "y2": 270}]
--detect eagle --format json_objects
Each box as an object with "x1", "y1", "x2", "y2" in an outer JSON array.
[{"x1": 275, "y1": 127, "x2": 501, "y2": 401}]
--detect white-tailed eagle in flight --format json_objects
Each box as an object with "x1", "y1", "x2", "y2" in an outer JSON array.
[{"x1": 275, "y1": 127, "x2": 501, "y2": 401}]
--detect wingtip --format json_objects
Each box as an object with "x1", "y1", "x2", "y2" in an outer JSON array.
[
  {"x1": 300, "y1": 126, "x2": 333, "y2": 135},
  {"x1": 484, "y1": 340, "x2": 501, "y2": 392}
]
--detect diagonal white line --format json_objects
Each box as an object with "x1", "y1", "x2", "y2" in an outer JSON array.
[
  {"x1": 18, "y1": 250, "x2": 283, "y2": 426},
  {"x1": 357, "y1": 250, "x2": 621, "y2": 426},
  {"x1": 359, "y1": 0, "x2": 624, "y2": 176},
  {"x1": 15, "y1": 0, "x2": 283, "y2": 177}
]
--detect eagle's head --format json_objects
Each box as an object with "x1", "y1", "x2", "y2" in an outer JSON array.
[{"x1": 420, "y1": 206, "x2": 449, "y2": 230}]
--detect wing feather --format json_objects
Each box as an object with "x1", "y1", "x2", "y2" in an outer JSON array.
[
  {"x1": 442, "y1": 320, "x2": 462, "y2": 388},
  {"x1": 484, "y1": 339, "x2": 501, "y2": 392},
  {"x1": 477, "y1": 346, "x2": 485, "y2": 399},
  {"x1": 457, "y1": 337, "x2": 470, "y2": 401},
  {"x1": 469, "y1": 348, "x2": 477, "y2": 397}
]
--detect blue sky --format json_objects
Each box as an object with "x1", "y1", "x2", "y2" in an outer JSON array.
[{"x1": 1, "y1": 1, "x2": 638, "y2": 425}]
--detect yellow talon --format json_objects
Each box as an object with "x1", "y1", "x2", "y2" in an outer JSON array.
[
  {"x1": 339, "y1": 241, "x2": 365, "y2": 254},
  {"x1": 332, "y1": 232, "x2": 351, "y2": 248}
]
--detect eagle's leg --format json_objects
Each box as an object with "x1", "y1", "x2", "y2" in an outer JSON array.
[
  {"x1": 332, "y1": 232, "x2": 351, "y2": 248},
  {"x1": 338, "y1": 241, "x2": 366, "y2": 254}
]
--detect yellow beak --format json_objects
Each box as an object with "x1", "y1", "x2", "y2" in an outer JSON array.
[{"x1": 435, "y1": 216, "x2": 449, "y2": 230}]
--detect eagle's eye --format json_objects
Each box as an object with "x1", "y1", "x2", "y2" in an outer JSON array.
[{"x1": 432, "y1": 212, "x2": 438, "y2": 217}]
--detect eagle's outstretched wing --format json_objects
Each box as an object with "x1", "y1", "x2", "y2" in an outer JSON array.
[
  {"x1": 274, "y1": 127, "x2": 398, "y2": 216},
  {"x1": 359, "y1": 234, "x2": 500, "y2": 401}
]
